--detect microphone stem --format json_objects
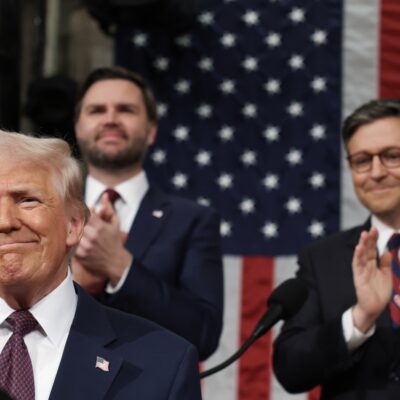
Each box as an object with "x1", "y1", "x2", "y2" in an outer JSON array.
[{"x1": 200, "y1": 335, "x2": 256, "y2": 379}]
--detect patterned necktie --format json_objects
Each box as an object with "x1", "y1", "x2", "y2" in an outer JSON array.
[
  {"x1": 0, "y1": 310, "x2": 38, "y2": 400},
  {"x1": 387, "y1": 233, "x2": 400, "y2": 328},
  {"x1": 104, "y1": 188, "x2": 120, "y2": 206}
]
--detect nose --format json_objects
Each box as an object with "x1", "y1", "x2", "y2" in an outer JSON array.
[
  {"x1": 103, "y1": 108, "x2": 119, "y2": 125},
  {"x1": 370, "y1": 154, "x2": 387, "y2": 179},
  {"x1": 0, "y1": 198, "x2": 21, "y2": 232}
]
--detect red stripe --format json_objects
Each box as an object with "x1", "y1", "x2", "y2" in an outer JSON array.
[
  {"x1": 238, "y1": 256, "x2": 274, "y2": 400},
  {"x1": 379, "y1": 0, "x2": 400, "y2": 97}
]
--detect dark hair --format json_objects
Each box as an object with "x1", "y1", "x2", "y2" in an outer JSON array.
[
  {"x1": 74, "y1": 66, "x2": 158, "y2": 123},
  {"x1": 342, "y1": 98, "x2": 400, "y2": 145}
]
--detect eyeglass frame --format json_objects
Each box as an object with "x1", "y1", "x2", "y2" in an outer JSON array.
[{"x1": 347, "y1": 146, "x2": 400, "y2": 173}]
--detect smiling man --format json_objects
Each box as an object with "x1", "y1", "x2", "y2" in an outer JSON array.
[
  {"x1": 0, "y1": 130, "x2": 202, "y2": 400},
  {"x1": 273, "y1": 99, "x2": 400, "y2": 399},
  {"x1": 71, "y1": 66, "x2": 223, "y2": 361}
]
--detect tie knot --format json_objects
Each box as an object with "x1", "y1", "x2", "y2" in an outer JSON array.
[
  {"x1": 7, "y1": 310, "x2": 37, "y2": 336},
  {"x1": 104, "y1": 188, "x2": 120, "y2": 205},
  {"x1": 388, "y1": 233, "x2": 400, "y2": 251}
]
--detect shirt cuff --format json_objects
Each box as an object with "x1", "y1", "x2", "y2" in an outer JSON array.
[
  {"x1": 105, "y1": 263, "x2": 131, "y2": 294},
  {"x1": 342, "y1": 307, "x2": 375, "y2": 352}
]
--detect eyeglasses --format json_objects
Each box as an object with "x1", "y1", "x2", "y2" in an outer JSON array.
[{"x1": 347, "y1": 147, "x2": 400, "y2": 173}]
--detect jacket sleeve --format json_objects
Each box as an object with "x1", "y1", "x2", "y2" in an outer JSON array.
[
  {"x1": 272, "y1": 246, "x2": 361, "y2": 393},
  {"x1": 103, "y1": 206, "x2": 224, "y2": 361}
]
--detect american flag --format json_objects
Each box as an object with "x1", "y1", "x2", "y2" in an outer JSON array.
[
  {"x1": 114, "y1": 0, "x2": 400, "y2": 399},
  {"x1": 95, "y1": 356, "x2": 110, "y2": 372}
]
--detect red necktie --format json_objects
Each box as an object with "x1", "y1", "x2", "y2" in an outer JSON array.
[
  {"x1": 0, "y1": 310, "x2": 38, "y2": 399},
  {"x1": 104, "y1": 188, "x2": 120, "y2": 206},
  {"x1": 388, "y1": 233, "x2": 400, "y2": 328}
]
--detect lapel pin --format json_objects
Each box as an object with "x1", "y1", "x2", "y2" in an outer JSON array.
[
  {"x1": 152, "y1": 210, "x2": 163, "y2": 218},
  {"x1": 95, "y1": 356, "x2": 110, "y2": 372}
]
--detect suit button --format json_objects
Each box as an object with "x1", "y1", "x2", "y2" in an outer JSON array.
[{"x1": 389, "y1": 372, "x2": 400, "y2": 382}]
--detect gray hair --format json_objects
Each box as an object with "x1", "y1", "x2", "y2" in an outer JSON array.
[{"x1": 0, "y1": 130, "x2": 89, "y2": 222}]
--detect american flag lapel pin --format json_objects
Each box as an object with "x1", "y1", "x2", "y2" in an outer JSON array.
[
  {"x1": 152, "y1": 209, "x2": 163, "y2": 218},
  {"x1": 95, "y1": 356, "x2": 110, "y2": 372}
]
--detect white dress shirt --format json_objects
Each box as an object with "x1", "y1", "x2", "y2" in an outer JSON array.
[
  {"x1": 343, "y1": 215, "x2": 397, "y2": 351},
  {"x1": 84, "y1": 172, "x2": 149, "y2": 292},
  {"x1": 0, "y1": 270, "x2": 77, "y2": 400}
]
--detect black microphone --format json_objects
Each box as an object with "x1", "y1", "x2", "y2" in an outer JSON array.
[
  {"x1": 0, "y1": 389, "x2": 12, "y2": 400},
  {"x1": 200, "y1": 278, "x2": 308, "y2": 379}
]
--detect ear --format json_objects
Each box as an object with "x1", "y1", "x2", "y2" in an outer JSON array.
[
  {"x1": 66, "y1": 213, "x2": 86, "y2": 247},
  {"x1": 146, "y1": 123, "x2": 158, "y2": 146}
]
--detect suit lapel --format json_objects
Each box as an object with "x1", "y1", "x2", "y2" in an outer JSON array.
[
  {"x1": 125, "y1": 186, "x2": 170, "y2": 260},
  {"x1": 49, "y1": 287, "x2": 123, "y2": 400}
]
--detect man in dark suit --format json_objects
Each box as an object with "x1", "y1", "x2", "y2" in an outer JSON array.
[
  {"x1": 273, "y1": 99, "x2": 400, "y2": 399},
  {"x1": 0, "y1": 130, "x2": 202, "y2": 400},
  {"x1": 72, "y1": 66, "x2": 223, "y2": 361}
]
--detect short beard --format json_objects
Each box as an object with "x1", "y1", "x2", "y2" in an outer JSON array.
[{"x1": 78, "y1": 138, "x2": 147, "y2": 171}]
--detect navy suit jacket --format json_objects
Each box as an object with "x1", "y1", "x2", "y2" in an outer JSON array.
[
  {"x1": 101, "y1": 185, "x2": 223, "y2": 361},
  {"x1": 50, "y1": 285, "x2": 202, "y2": 400},
  {"x1": 273, "y1": 220, "x2": 400, "y2": 400}
]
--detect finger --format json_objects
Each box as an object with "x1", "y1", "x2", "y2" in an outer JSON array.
[{"x1": 98, "y1": 192, "x2": 116, "y2": 222}]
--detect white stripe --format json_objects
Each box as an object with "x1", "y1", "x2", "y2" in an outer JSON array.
[
  {"x1": 341, "y1": 0, "x2": 380, "y2": 229},
  {"x1": 202, "y1": 256, "x2": 242, "y2": 400},
  {"x1": 271, "y1": 256, "x2": 307, "y2": 400}
]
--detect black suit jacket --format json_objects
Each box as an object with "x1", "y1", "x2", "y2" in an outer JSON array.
[
  {"x1": 273, "y1": 221, "x2": 400, "y2": 400},
  {"x1": 102, "y1": 185, "x2": 223, "y2": 361},
  {"x1": 50, "y1": 285, "x2": 202, "y2": 400}
]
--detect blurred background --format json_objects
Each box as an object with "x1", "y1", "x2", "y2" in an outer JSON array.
[{"x1": 2, "y1": 1, "x2": 400, "y2": 399}]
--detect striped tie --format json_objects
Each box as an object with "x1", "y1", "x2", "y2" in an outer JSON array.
[{"x1": 387, "y1": 233, "x2": 400, "y2": 328}]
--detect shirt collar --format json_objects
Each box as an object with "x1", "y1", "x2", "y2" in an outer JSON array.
[
  {"x1": 0, "y1": 270, "x2": 77, "y2": 346},
  {"x1": 371, "y1": 215, "x2": 399, "y2": 255},
  {"x1": 85, "y1": 171, "x2": 149, "y2": 209}
]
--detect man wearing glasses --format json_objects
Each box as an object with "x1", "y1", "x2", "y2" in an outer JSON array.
[{"x1": 273, "y1": 99, "x2": 400, "y2": 399}]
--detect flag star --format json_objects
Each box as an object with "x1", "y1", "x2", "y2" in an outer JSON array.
[
  {"x1": 173, "y1": 126, "x2": 190, "y2": 141},
  {"x1": 288, "y1": 54, "x2": 304, "y2": 70},
  {"x1": 221, "y1": 33, "x2": 236, "y2": 47},
  {"x1": 311, "y1": 76, "x2": 327, "y2": 92},
  {"x1": 220, "y1": 220, "x2": 232, "y2": 237},
  {"x1": 264, "y1": 79, "x2": 281, "y2": 94},
  {"x1": 157, "y1": 103, "x2": 168, "y2": 118},
  {"x1": 287, "y1": 101, "x2": 304, "y2": 117},
  {"x1": 132, "y1": 33, "x2": 148, "y2": 47},
  {"x1": 285, "y1": 197, "x2": 302, "y2": 214},
  {"x1": 197, "y1": 197, "x2": 211, "y2": 207},
  {"x1": 175, "y1": 34, "x2": 192, "y2": 47},
  {"x1": 242, "y1": 10, "x2": 259, "y2": 26},
  {"x1": 198, "y1": 57, "x2": 214, "y2": 71},
  {"x1": 217, "y1": 173, "x2": 234, "y2": 189},
  {"x1": 242, "y1": 103, "x2": 257, "y2": 118},
  {"x1": 263, "y1": 126, "x2": 280, "y2": 142},
  {"x1": 151, "y1": 149, "x2": 167, "y2": 164},
  {"x1": 154, "y1": 57, "x2": 170, "y2": 71},
  {"x1": 241, "y1": 150, "x2": 257, "y2": 166},
  {"x1": 242, "y1": 56, "x2": 258, "y2": 71},
  {"x1": 311, "y1": 29, "x2": 328, "y2": 45},
  {"x1": 219, "y1": 126, "x2": 235, "y2": 141},
  {"x1": 262, "y1": 173, "x2": 279, "y2": 190},
  {"x1": 197, "y1": 103, "x2": 213, "y2": 118},
  {"x1": 308, "y1": 220, "x2": 325, "y2": 237},
  {"x1": 265, "y1": 32, "x2": 281, "y2": 48},
  {"x1": 220, "y1": 80, "x2": 236, "y2": 94},
  {"x1": 286, "y1": 148, "x2": 303, "y2": 165},
  {"x1": 239, "y1": 198, "x2": 256, "y2": 214},
  {"x1": 195, "y1": 150, "x2": 212, "y2": 166},
  {"x1": 175, "y1": 79, "x2": 191, "y2": 94},
  {"x1": 171, "y1": 172, "x2": 188, "y2": 189},
  {"x1": 198, "y1": 11, "x2": 214, "y2": 26},
  {"x1": 289, "y1": 7, "x2": 305, "y2": 23},
  {"x1": 309, "y1": 172, "x2": 326, "y2": 189},
  {"x1": 310, "y1": 124, "x2": 327, "y2": 140},
  {"x1": 261, "y1": 221, "x2": 278, "y2": 238}
]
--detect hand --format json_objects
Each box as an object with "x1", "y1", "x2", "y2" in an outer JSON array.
[
  {"x1": 352, "y1": 227, "x2": 392, "y2": 333},
  {"x1": 73, "y1": 192, "x2": 133, "y2": 286},
  {"x1": 71, "y1": 258, "x2": 106, "y2": 296}
]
